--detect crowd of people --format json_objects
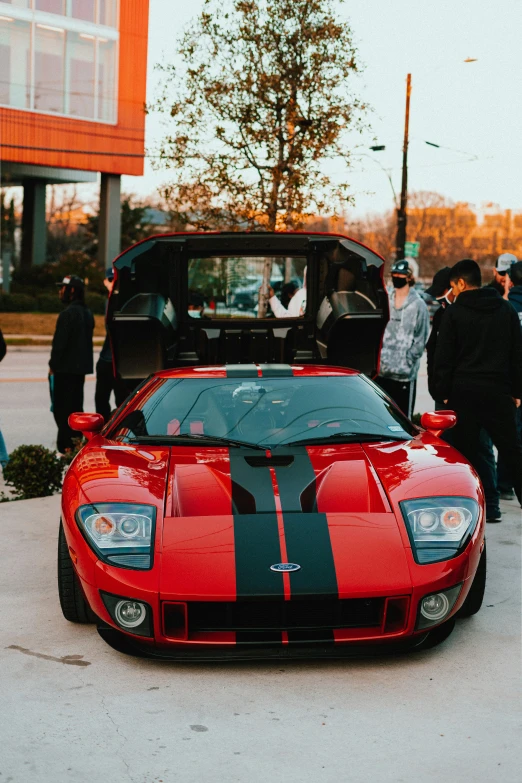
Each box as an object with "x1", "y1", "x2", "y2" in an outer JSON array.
[
  {"x1": 378, "y1": 253, "x2": 522, "y2": 522},
  {"x1": 1, "y1": 253, "x2": 521, "y2": 526}
]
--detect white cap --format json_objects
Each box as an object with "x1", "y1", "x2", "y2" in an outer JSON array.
[{"x1": 496, "y1": 253, "x2": 517, "y2": 272}]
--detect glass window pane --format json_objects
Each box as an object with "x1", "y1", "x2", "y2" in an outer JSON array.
[
  {"x1": 71, "y1": 0, "x2": 95, "y2": 22},
  {"x1": 97, "y1": 37, "x2": 116, "y2": 121},
  {"x1": 66, "y1": 31, "x2": 94, "y2": 117},
  {"x1": 187, "y1": 257, "x2": 307, "y2": 319},
  {"x1": 34, "y1": 25, "x2": 65, "y2": 113},
  {"x1": 0, "y1": 18, "x2": 31, "y2": 109},
  {"x1": 35, "y1": 0, "x2": 66, "y2": 13},
  {"x1": 98, "y1": 0, "x2": 118, "y2": 28},
  {"x1": 1, "y1": 1, "x2": 31, "y2": 8}
]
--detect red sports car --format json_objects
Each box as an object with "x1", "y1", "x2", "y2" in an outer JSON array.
[{"x1": 59, "y1": 364, "x2": 486, "y2": 659}]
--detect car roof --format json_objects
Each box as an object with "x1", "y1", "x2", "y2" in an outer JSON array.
[{"x1": 153, "y1": 364, "x2": 360, "y2": 379}]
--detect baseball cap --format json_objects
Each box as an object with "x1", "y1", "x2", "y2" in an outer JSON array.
[
  {"x1": 426, "y1": 267, "x2": 451, "y2": 298},
  {"x1": 105, "y1": 267, "x2": 114, "y2": 281},
  {"x1": 496, "y1": 253, "x2": 517, "y2": 272},
  {"x1": 391, "y1": 259, "x2": 411, "y2": 275},
  {"x1": 55, "y1": 274, "x2": 85, "y2": 289}
]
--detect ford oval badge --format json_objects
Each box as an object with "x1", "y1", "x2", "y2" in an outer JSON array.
[{"x1": 270, "y1": 563, "x2": 301, "y2": 572}]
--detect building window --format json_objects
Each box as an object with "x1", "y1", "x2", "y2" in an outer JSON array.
[
  {"x1": 35, "y1": 0, "x2": 66, "y2": 14},
  {"x1": 66, "y1": 30, "x2": 95, "y2": 117},
  {"x1": 71, "y1": 0, "x2": 95, "y2": 23},
  {"x1": 0, "y1": 18, "x2": 31, "y2": 108},
  {"x1": 34, "y1": 24, "x2": 65, "y2": 113},
  {"x1": 98, "y1": 0, "x2": 118, "y2": 28},
  {"x1": 0, "y1": 2, "x2": 118, "y2": 122},
  {"x1": 97, "y1": 36, "x2": 116, "y2": 121},
  {"x1": 1, "y1": 1, "x2": 31, "y2": 8}
]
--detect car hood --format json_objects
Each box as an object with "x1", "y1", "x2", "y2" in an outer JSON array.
[{"x1": 160, "y1": 443, "x2": 412, "y2": 601}]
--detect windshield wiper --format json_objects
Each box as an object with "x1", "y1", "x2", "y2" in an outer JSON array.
[
  {"x1": 280, "y1": 432, "x2": 408, "y2": 447},
  {"x1": 127, "y1": 434, "x2": 267, "y2": 451}
]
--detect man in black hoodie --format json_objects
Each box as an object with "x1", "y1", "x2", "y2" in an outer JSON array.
[
  {"x1": 49, "y1": 275, "x2": 94, "y2": 453},
  {"x1": 434, "y1": 259, "x2": 522, "y2": 512}
]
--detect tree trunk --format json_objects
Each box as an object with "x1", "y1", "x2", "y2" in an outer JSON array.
[{"x1": 257, "y1": 257, "x2": 273, "y2": 318}]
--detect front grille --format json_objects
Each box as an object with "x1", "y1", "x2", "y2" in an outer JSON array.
[{"x1": 186, "y1": 598, "x2": 384, "y2": 634}]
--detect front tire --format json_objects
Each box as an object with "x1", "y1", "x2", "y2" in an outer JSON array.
[
  {"x1": 457, "y1": 543, "x2": 486, "y2": 618},
  {"x1": 58, "y1": 522, "x2": 96, "y2": 623}
]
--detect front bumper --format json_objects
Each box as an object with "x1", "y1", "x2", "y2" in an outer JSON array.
[{"x1": 97, "y1": 624, "x2": 431, "y2": 661}]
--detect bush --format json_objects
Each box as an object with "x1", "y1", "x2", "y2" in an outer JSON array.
[
  {"x1": 3, "y1": 445, "x2": 64, "y2": 500},
  {"x1": 0, "y1": 293, "x2": 37, "y2": 312},
  {"x1": 86, "y1": 292, "x2": 107, "y2": 315},
  {"x1": 411, "y1": 412, "x2": 422, "y2": 427},
  {"x1": 35, "y1": 293, "x2": 62, "y2": 313}
]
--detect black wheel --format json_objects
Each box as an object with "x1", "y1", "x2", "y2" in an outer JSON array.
[
  {"x1": 58, "y1": 522, "x2": 96, "y2": 623},
  {"x1": 415, "y1": 618, "x2": 456, "y2": 650},
  {"x1": 457, "y1": 542, "x2": 486, "y2": 618}
]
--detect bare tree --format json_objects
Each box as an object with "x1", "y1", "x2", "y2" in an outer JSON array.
[{"x1": 152, "y1": 0, "x2": 366, "y2": 231}]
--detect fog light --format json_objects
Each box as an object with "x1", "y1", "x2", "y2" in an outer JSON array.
[
  {"x1": 421, "y1": 593, "x2": 450, "y2": 622},
  {"x1": 115, "y1": 600, "x2": 146, "y2": 628}
]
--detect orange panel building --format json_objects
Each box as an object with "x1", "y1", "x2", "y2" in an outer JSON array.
[{"x1": 0, "y1": 0, "x2": 149, "y2": 269}]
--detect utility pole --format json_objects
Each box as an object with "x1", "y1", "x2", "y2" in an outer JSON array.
[{"x1": 395, "y1": 73, "x2": 412, "y2": 261}]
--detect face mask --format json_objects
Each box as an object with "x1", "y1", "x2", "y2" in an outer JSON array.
[
  {"x1": 436, "y1": 292, "x2": 453, "y2": 307},
  {"x1": 392, "y1": 276, "x2": 408, "y2": 289}
]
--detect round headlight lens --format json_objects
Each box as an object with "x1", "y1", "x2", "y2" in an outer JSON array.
[
  {"x1": 118, "y1": 515, "x2": 140, "y2": 538},
  {"x1": 418, "y1": 511, "x2": 437, "y2": 530},
  {"x1": 93, "y1": 515, "x2": 115, "y2": 537},
  {"x1": 421, "y1": 593, "x2": 450, "y2": 621},
  {"x1": 114, "y1": 600, "x2": 146, "y2": 628},
  {"x1": 441, "y1": 508, "x2": 466, "y2": 531}
]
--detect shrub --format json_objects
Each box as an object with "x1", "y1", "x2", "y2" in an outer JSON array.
[
  {"x1": 86, "y1": 292, "x2": 107, "y2": 315},
  {"x1": 411, "y1": 412, "x2": 422, "y2": 427},
  {"x1": 0, "y1": 293, "x2": 37, "y2": 312},
  {"x1": 35, "y1": 293, "x2": 62, "y2": 313},
  {"x1": 3, "y1": 445, "x2": 64, "y2": 500}
]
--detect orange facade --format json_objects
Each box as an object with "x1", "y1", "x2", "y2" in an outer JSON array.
[{"x1": 0, "y1": 0, "x2": 149, "y2": 176}]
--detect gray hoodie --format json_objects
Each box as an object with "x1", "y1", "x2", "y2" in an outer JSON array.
[{"x1": 379, "y1": 286, "x2": 430, "y2": 382}]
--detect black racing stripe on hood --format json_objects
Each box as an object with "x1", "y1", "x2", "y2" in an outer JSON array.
[
  {"x1": 226, "y1": 364, "x2": 259, "y2": 378},
  {"x1": 274, "y1": 447, "x2": 338, "y2": 600},
  {"x1": 259, "y1": 364, "x2": 294, "y2": 377},
  {"x1": 229, "y1": 450, "x2": 284, "y2": 600}
]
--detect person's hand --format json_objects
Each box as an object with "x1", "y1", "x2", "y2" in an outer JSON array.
[
  {"x1": 48, "y1": 369, "x2": 53, "y2": 377},
  {"x1": 268, "y1": 286, "x2": 275, "y2": 298},
  {"x1": 443, "y1": 399, "x2": 448, "y2": 404}
]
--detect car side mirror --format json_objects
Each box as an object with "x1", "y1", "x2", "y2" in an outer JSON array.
[
  {"x1": 68, "y1": 413, "x2": 105, "y2": 440},
  {"x1": 420, "y1": 410, "x2": 457, "y2": 437}
]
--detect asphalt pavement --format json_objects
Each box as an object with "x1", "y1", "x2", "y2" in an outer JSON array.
[{"x1": 0, "y1": 348, "x2": 520, "y2": 782}]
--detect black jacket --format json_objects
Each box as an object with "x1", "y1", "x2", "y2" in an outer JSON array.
[
  {"x1": 433, "y1": 287, "x2": 522, "y2": 400},
  {"x1": 49, "y1": 300, "x2": 95, "y2": 375},
  {"x1": 0, "y1": 328, "x2": 5, "y2": 363},
  {"x1": 508, "y1": 285, "x2": 522, "y2": 323},
  {"x1": 426, "y1": 303, "x2": 445, "y2": 399}
]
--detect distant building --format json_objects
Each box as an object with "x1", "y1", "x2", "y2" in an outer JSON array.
[{"x1": 0, "y1": 0, "x2": 150, "y2": 269}]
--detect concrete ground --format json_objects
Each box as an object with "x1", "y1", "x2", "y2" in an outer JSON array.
[
  {"x1": 0, "y1": 497, "x2": 520, "y2": 782},
  {"x1": 0, "y1": 348, "x2": 520, "y2": 782}
]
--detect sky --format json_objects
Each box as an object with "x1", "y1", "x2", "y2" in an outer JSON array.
[{"x1": 124, "y1": 0, "x2": 522, "y2": 218}]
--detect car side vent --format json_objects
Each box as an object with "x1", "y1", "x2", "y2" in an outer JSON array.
[{"x1": 300, "y1": 478, "x2": 318, "y2": 513}]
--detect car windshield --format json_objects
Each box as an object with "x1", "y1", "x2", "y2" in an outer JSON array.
[{"x1": 112, "y1": 376, "x2": 415, "y2": 448}]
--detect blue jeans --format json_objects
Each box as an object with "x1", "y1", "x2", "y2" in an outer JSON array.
[
  {"x1": 0, "y1": 428, "x2": 8, "y2": 468},
  {"x1": 497, "y1": 406, "x2": 522, "y2": 493}
]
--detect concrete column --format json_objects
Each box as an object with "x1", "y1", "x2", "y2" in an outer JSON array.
[
  {"x1": 21, "y1": 180, "x2": 47, "y2": 269},
  {"x1": 98, "y1": 173, "x2": 121, "y2": 270}
]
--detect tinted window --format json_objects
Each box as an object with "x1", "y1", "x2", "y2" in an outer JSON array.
[{"x1": 113, "y1": 376, "x2": 414, "y2": 447}]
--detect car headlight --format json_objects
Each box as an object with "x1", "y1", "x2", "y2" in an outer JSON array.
[
  {"x1": 76, "y1": 503, "x2": 156, "y2": 570},
  {"x1": 400, "y1": 496, "x2": 480, "y2": 564}
]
